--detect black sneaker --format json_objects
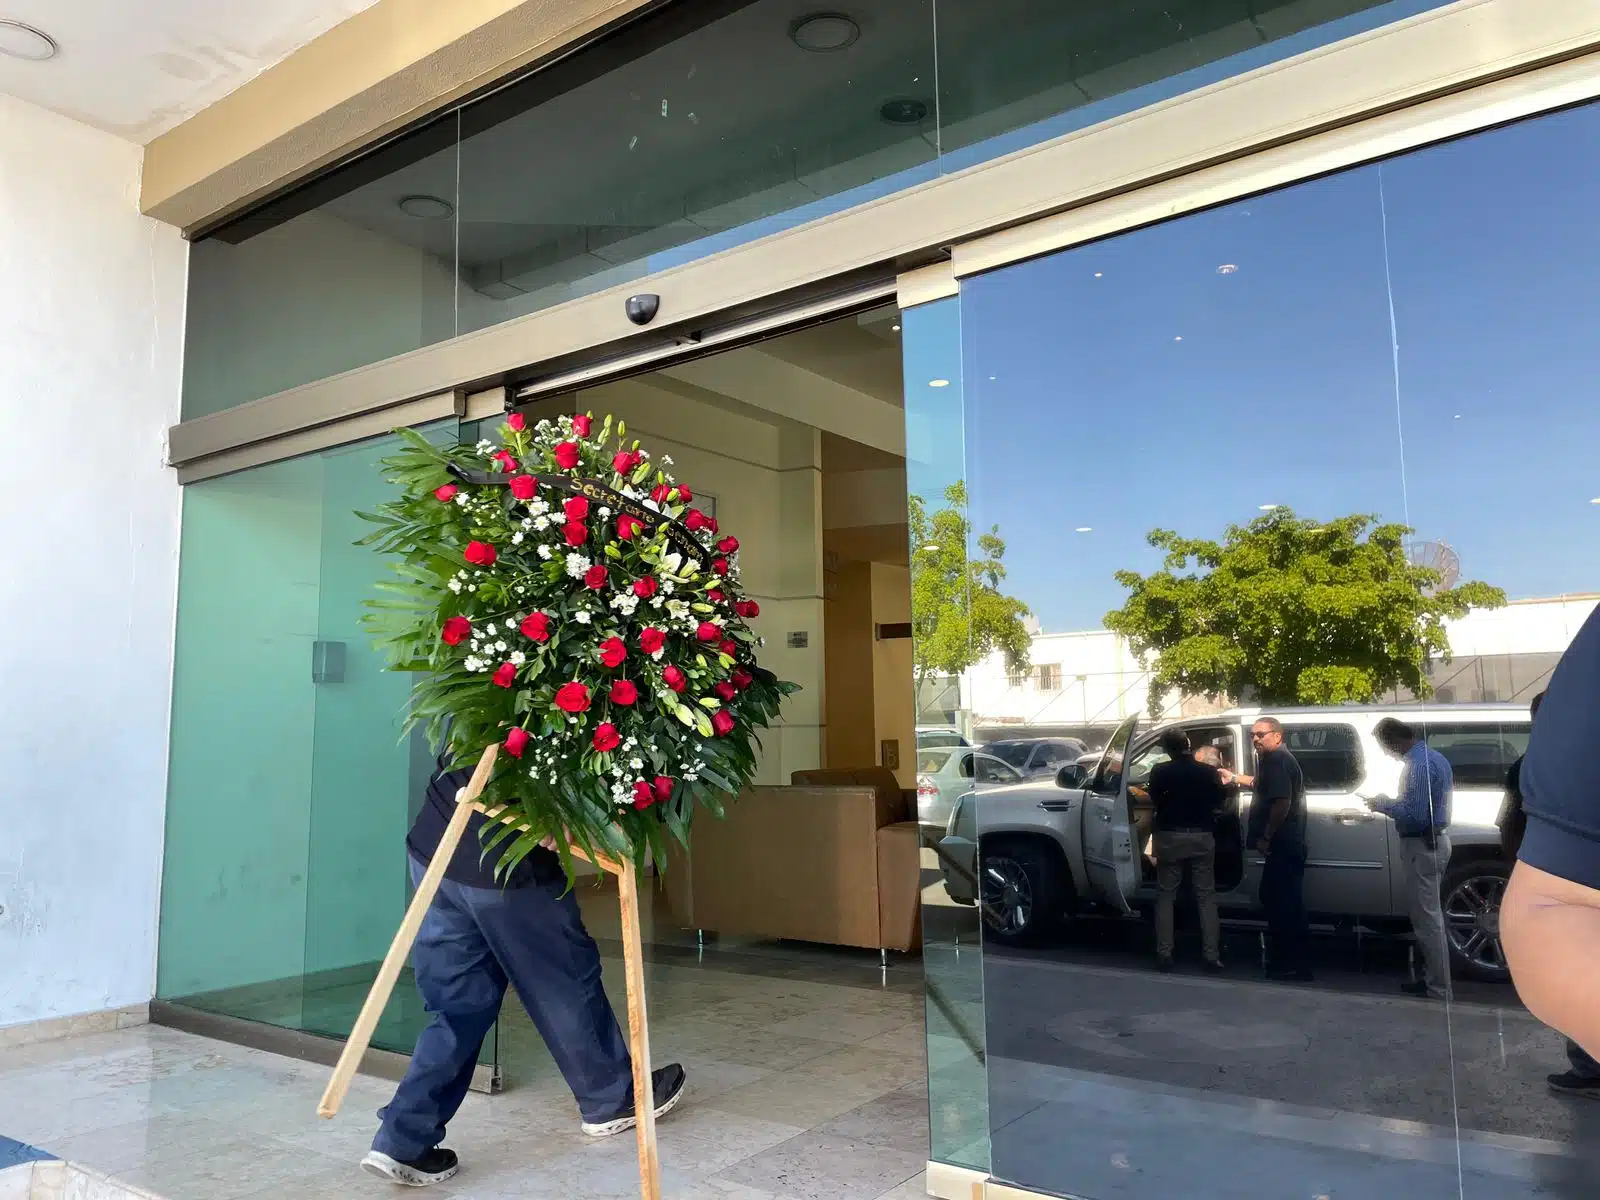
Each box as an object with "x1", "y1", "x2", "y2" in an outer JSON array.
[
  {"x1": 1548, "y1": 1071, "x2": 1600, "y2": 1099},
  {"x1": 1156, "y1": 956, "x2": 1175, "y2": 974},
  {"x1": 360, "y1": 1148, "x2": 459, "y2": 1187},
  {"x1": 581, "y1": 1063, "x2": 688, "y2": 1138},
  {"x1": 1203, "y1": 959, "x2": 1225, "y2": 975}
]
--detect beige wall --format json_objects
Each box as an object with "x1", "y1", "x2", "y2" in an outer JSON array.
[
  {"x1": 871, "y1": 563, "x2": 915, "y2": 788},
  {"x1": 824, "y1": 561, "x2": 877, "y2": 771},
  {"x1": 143, "y1": 0, "x2": 657, "y2": 231}
]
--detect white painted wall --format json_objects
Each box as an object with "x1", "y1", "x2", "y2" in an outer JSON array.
[{"x1": 0, "y1": 96, "x2": 187, "y2": 1028}]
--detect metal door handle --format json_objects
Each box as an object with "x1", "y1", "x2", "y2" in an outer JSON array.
[{"x1": 1334, "y1": 809, "x2": 1378, "y2": 825}]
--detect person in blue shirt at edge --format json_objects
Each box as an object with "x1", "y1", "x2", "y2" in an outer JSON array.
[{"x1": 1365, "y1": 718, "x2": 1453, "y2": 999}]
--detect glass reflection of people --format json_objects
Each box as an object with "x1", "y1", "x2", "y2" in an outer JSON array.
[
  {"x1": 1222, "y1": 717, "x2": 1311, "y2": 981},
  {"x1": 1502, "y1": 604, "x2": 1600, "y2": 1100},
  {"x1": 1366, "y1": 718, "x2": 1453, "y2": 999},
  {"x1": 1150, "y1": 729, "x2": 1225, "y2": 972}
]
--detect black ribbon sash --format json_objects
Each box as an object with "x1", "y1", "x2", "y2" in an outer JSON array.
[{"x1": 447, "y1": 463, "x2": 714, "y2": 568}]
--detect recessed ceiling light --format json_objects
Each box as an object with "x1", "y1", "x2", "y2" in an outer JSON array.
[
  {"x1": 1075, "y1": 527, "x2": 1093, "y2": 533},
  {"x1": 890, "y1": 324, "x2": 901, "y2": 332},
  {"x1": 928, "y1": 378, "x2": 950, "y2": 388},
  {"x1": 879, "y1": 97, "x2": 929, "y2": 125},
  {"x1": 0, "y1": 20, "x2": 58, "y2": 61},
  {"x1": 1591, "y1": 497, "x2": 1600, "y2": 505},
  {"x1": 1216, "y1": 264, "x2": 1238, "y2": 275},
  {"x1": 397, "y1": 194, "x2": 454, "y2": 220},
  {"x1": 790, "y1": 12, "x2": 859, "y2": 52},
  {"x1": 1259, "y1": 504, "x2": 1280, "y2": 511}
]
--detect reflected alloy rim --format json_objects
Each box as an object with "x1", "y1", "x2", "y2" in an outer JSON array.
[
  {"x1": 982, "y1": 856, "x2": 1032, "y2": 936},
  {"x1": 1444, "y1": 871, "x2": 1508, "y2": 974}
]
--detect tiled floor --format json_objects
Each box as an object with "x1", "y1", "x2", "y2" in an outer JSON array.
[{"x1": 0, "y1": 910, "x2": 936, "y2": 1199}]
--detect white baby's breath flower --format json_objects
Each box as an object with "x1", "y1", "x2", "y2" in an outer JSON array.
[
  {"x1": 629, "y1": 757, "x2": 644, "y2": 771},
  {"x1": 486, "y1": 624, "x2": 498, "y2": 636},
  {"x1": 598, "y1": 506, "x2": 611, "y2": 518},
  {"x1": 510, "y1": 651, "x2": 527, "y2": 666},
  {"x1": 448, "y1": 579, "x2": 463, "y2": 594},
  {"x1": 537, "y1": 545, "x2": 553, "y2": 560},
  {"x1": 565, "y1": 553, "x2": 591, "y2": 578},
  {"x1": 512, "y1": 532, "x2": 525, "y2": 545},
  {"x1": 454, "y1": 493, "x2": 470, "y2": 507},
  {"x1": 574, "y1": 611, "x2": 593, "y2": 625},
  {"x1": 534, "y1": 516, "x2": 552, "y2": 531},
  {"x1": 495, "y1": 640, "x2": 508, "y2": 653}
]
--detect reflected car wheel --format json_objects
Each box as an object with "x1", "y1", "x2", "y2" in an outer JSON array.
[
  {"x1": 1442, "y1": 859, "x2": 1512, "y2": 983},
  {"x1": 979, "y1": 840, "x2": 1065, "y2": 947}
]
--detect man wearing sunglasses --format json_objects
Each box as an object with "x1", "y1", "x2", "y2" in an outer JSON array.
[{"x1": 1222, "y1": 717, "x2": 1311, "y2": 981}]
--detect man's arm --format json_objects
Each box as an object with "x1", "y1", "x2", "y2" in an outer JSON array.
[{"x1": 1502, "y1": 861, "x2": 1600, "y2": 1059}]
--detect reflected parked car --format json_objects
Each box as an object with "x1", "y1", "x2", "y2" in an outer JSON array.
[
  {"x1": 983, "y1": 737, "x2": 1089, "y2": 780},
  {"x1": 939, "y1": 704, "x2": 1529, "y2": 982},
  {"x1": 916, "y1": 726, "x2": 971, "y2": 749},
  {"x1": 915, "y1": 747, "x2": 1023, "y2": 828}
]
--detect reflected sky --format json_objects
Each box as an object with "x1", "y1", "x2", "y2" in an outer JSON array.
[{"x1": 949, "y1": 102, "x2": 1600, "y2": 633}]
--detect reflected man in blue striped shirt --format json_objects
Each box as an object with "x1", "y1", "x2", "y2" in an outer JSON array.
[{"x1": 1367, "y1": 717, "x2": 1454, "y2": 999}]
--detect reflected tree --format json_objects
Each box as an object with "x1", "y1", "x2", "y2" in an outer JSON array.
[
  {"x1": 909, "y1": 481, "x2": 1032, "y2": 700},
  {"x1": 1104, "y1": 508, "x2": 1507, "y2": 713}
]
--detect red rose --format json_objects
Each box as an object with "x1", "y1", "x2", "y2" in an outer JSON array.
[
  {"x1": 554, "y1": 682, "x2": 591, "y2": 713},
  {"x1": 706, "y1": 589, "x2": 726, "y2": 605},
  {"x1": 609, "y1": 679, "x2": 639, "y2": 706},
  {"x1": 677, "y1": 485, "x2": 693, "y2": 504},
  {"x1": 563, "y1": 496, "x2": 590, "y2": 522},
  {"x1": 599, "y1": 637, "x2": 627, "y2": 669},
  {"x1": 720, "y1": 639, "x2": 739, "y2": 659},
  {"x1": 696, "y1": 621, "x2": 721, "y2": 642},
  {"x1": 713, "y1": 558, "x2": 730, "y2": 576},
  {"x1": 685, "y1": 509, "x2": 712, "y2": 533},
  {"x1": 520, "y1": 612, "x2": 550, "y2": 642},
  {"x1": 640, "y1": 627, "x2": 666, "y2": 655},
  {"x1": 717, "y1": 536, "x2": 740, "y2": 555},
  {"x1": 663, "y1": 665, "x2": 687, "y2": 693},
  {"x1": 434, "y1": 484, "x2": 458, "y2": 502},
  {"x1": 707, "y1": 516, "x2": 720, "y2": 534},
  {"x1": 563, "y1": 521, "x2": 588, "y2": 547},
  {"x1": 492, "y1": 662, "x2": 517, "y2": 688},
  {"x1": 465, "y1": 541, "x2": 497, "y2": 566},
  {"x1": 509, "y1": 474, "x2": 537, "y2": 500},
  {"x1": 633, "y1": 577, "x2": 659, "y2": 599},
  {"x1": 732, "y1": 668, "x2": 754, "y2": 691},
  {"x1": 507, "y1": 412, "x2": 526, "y2": 432},
  {"x1": 714, "y1": 681, "x2": 737, "y2": 701},
  {"x1": 632, "y1": 780, "x2": 657, "y2": 810},
  {"x1": 613, "y1": 450, "x2": 642, "y2": 475},
  {"x1": 735, "y1": 600, "x2": 761, "y2": 619},
  {"x1": 651, "y1": 483, "x2": 672, "y2": 504},
  {"x1": 593, "y1": 722, "x2": 621, "y2": 753},
  {"x1": 441, "y1": 616, "x2": 472, "y2": 645},
  {"x1": 617, "y1": 515, "x2": 645, "y2": 541},
  {"x1": 572, "y1": 414, "x2": 592, "y2": 437},
  {"x1": 653, "y1": 776, "x2": 675, "y2": 803},
  {"x1": 712, "y1": 710, "x2": 736, "y2": 737},
  {"x1": 504, "y1": 727, "x2": 530, "y2": 757},
  {"x1": 493, "y1": 450, "x2": 517, "y2": 472},
  {"x1": 584, "y1": 565, "x2": 609, "y2": 590},
  {"x1": 554, "y1": 442, "x2": 581, "y2": 470}
]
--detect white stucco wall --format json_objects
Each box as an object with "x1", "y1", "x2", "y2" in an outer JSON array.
[{"x1": 0, "y1": 95, "x2": 187, "y2": 1028}]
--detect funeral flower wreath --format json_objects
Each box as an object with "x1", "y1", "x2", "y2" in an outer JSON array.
[{"x1": 359, "y1": 412, "x2": 797, "y2": 879}]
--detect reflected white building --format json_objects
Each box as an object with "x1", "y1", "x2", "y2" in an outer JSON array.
[{"x1": 942, "y1": 593, "x2": 1599, "y2": 745}]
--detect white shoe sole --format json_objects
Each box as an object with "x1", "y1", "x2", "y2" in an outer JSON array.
[
  {"x1": 361, "y1": 1151, "x2": 459, "y2": 1187},
  {"x1": 581, "y1": 1078, "x2": 686, "y2": 1138}
]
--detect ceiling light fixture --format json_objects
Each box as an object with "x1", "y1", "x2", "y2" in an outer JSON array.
[
  {"x1": 790, "y1": 12, "x2": 859, "y2": 52},
  {"x1": 0, "y1": 19, "x2": 58, "y2": 61},
  {"x1": 1259, "y1": 504, "x2": 1280, "y2": 511},
  {"x1": 397, "y1": 194, "x2": 454, "y2": 220},
  {"x1": 1075, "y1": 527, "x2": 1093, "y2": 533},
  {"x1": 928, "y1": 378, "x2": 950, "y2": 388},
  {"x1": 879, "y1": 97, "x2": 929, "y2": 125},
  {"x1": 1216, "y1": 263, "x2": 1238, "y2": 275}
]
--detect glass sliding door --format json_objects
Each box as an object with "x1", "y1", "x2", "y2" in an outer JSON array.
[
  {"x1": 904, "y1": 96, "x2": 1600, "y2": 1199},
  {"x1": 159, "y1": 423, "x2": 496, "y2": 1073}
]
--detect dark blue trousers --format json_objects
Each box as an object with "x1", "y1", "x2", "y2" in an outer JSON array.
[
  {"x1": 1259, "y1": 841, "x2": 1311, "y2": 974},
  {"x1": 373, "y1": 856, "x2": 633, "y2": 1160}
]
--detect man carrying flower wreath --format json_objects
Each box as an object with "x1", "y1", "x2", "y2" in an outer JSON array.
[{"x1": 353, "y1": 410, "x2": 795, "y2": 1186}]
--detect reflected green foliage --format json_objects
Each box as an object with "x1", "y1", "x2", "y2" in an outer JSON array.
[
  {"x1": 910, "y1": 482, "x2": 1032, "y2": 695},
  {"x1": 1104, "y1": 509, "x2": 1507, "y2": 712}
]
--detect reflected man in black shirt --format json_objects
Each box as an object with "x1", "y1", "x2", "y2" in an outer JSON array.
[
  {"x1": 1150, "y1": 729, "x2": 1226, "y2": 972},
  {"x1": 1224, "y1": 716, "x2": 1312, "y2": 982}
]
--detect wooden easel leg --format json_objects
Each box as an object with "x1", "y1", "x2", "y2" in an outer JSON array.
[{"x1": 616, "y1": 864, "x2": 662, "y2": 1200}]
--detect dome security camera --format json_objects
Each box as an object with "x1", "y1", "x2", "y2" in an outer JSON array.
[{"x1": 625, "y1": 294, "x2": 661, "y2": 326}]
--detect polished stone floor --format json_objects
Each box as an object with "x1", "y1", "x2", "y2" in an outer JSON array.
[{"x1": 0, "y1": 923, "x2": 935, "y2": 1198}]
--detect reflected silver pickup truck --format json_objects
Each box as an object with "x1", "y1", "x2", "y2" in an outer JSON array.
[{"x1": 938, "y1": 704, "x2": 1528, "y2": 981}]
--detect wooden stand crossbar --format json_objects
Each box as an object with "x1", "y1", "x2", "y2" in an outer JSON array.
[{"x1": 317, "y1": 743, "x2": 662, "y2": 1200}]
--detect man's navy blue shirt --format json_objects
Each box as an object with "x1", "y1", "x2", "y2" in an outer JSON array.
[
  {"x1": 407, "y1": 757, "x2": 563, "y2": 889},
  {"x1": 1519, "y1": 604, "x2": 1600, "y2": 890}
]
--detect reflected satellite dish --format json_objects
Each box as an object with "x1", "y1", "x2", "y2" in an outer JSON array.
[{"x1": 1406, "y1": 540, "x2": 1460, "y2": 595}]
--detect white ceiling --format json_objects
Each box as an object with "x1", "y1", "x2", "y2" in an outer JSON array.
[{"x1": 0, "y1": 0, "x2": 379, "y2": 141}]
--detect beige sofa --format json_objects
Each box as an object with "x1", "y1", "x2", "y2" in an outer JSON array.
[{"x1": 661, "y1": 767, "x2": 922, "y2": 953}]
